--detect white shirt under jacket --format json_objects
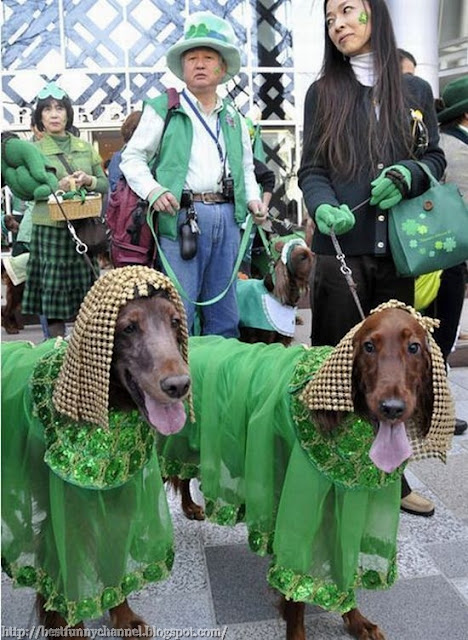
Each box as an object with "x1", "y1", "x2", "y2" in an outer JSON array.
[{"x1": 120, "y1": 88, "x2": 260, "y2": 203}]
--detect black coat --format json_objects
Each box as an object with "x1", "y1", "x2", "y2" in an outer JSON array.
[{"x1": 299, "y1": 74, "x2": 446, "y2": 256}]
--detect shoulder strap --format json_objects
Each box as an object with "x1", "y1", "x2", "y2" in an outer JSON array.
[
  {"x1": 56, "y1": 153, "x2": 75, "y2": 175},
  {"x1": 149, "y1": 87, "x2": 180, "y2": 178}
]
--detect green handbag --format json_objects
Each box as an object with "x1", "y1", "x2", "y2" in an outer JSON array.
[{"x1": 388, "y1": 161, "x2": 468, "y2": 277}]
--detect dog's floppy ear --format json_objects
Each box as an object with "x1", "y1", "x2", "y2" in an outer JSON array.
[{"x1": 273, "y1": 259, "x2": 290, "y2": 305}]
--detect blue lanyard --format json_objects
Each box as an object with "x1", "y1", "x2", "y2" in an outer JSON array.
[{"x1": 182, "y1": 89, "x2": 224, "y2": 165}]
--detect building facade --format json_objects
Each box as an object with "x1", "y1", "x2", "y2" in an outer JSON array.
[{"x1": 2, "y1": 0, "x2": 467, "y2": 222}]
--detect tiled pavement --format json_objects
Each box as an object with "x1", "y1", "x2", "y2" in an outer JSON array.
[{"x1": 2, "y1": 309, "x2": 468, "y2": 640}]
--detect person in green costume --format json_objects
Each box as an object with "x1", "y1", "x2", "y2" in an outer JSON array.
[
  {"x1": 120, "y1": 11, "x2": 267, "y2": 338},
  {"x1": 20, "y1": 82, "x2": 108, "y2": 338}
]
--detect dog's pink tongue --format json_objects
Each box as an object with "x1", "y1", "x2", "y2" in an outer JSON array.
[
  {"x1": 369, "y1": 421, "x2": 412, "y2": 473},
  {"x1": 144, "y1": 394, "x2": 186, "y2": 435}
]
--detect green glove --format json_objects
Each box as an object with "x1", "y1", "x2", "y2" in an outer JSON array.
[
  {"x1": 315, "y1": 203, "x2": 355, "y2": 236},
  {"x1": 1, "y1": 137, "x2": 58, "y2": 201},
  {"x1": 370, "y1": 164, "x2": 412, "y2": 209}
]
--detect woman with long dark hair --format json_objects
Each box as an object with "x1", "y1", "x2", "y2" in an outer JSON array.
[
  {"x1": 299, "y1": 0, "x2": 445, "y2": 517},
  {"x1": 300, "y1": 0, "x2": 445, "y2": 341}
]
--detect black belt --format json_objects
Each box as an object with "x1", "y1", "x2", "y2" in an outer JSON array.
[{"x1": 191, "y1": 192, "x2": 231, "y2": 204}]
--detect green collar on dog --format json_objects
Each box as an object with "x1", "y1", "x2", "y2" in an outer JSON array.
[
  {"x1": 31, "y1": 346, "x2": 154, "y2": 490},
  {"x1": 289, "y1": 346, "x2": 406, "y2": 490}
]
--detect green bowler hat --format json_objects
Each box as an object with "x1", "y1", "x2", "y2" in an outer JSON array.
[
  {"x1": 437, "y1": 75, "x2": 468, "y2": 124},
  {"x1": 166, "y1": 11, "x2": 241, "y2": 83}
]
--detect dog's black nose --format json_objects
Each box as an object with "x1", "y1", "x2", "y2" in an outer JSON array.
[
  {"x1": 379, "y1": 398, "x2": 405, "y2": 420},
  {"x1": 161, "y1": 375, "x2": 191, "y2": 399}
]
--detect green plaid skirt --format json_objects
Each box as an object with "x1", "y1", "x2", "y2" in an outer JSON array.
[{"x1": 22, "y1": 224, "x2": 97, "y2": 320}]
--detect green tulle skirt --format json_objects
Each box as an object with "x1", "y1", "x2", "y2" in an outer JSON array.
[
  {"x1": 1, "y1": 340, "x2": 174, "y2": 625},
  {"x1": 158, "y1": 336, "x2": 402, "y2": 613}
]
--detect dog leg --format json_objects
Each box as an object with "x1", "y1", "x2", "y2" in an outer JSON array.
[
  {"x1": 1, "y1": 307, "x2": 19, "y2": 334},
  {"x1": 180, "y1": 478, "x2": 205, "y2": 521},
  {"x1": 109, "y1": 599, "x2": 152, "y2": 637},
  {"x1": 280, "y1": 597, "x2": 306, "y2": 640},
  {"x1": 342, "y1": 608, "x2": 386, "y2": 640},
  {"x1": 36, "y1": 594, "x2": 84, "y2": 638}
]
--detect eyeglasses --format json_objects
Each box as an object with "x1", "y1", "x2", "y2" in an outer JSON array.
[{"x1": 37, "y1": 83, "x2": 68, "y2": 100}]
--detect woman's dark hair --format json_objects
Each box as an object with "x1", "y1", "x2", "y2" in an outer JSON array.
[
  {"x1": 34, "y1": 95, "x2": 74, "y2": 133},
  {"x1": 310, "y1": 0, "x2": 413, "y2": 179},
  {"x1": 120, "y1": 110, "x2": 142, "y2": 143}
]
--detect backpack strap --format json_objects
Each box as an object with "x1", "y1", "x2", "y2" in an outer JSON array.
[{"x1": 149, "y1": 88, "x2": 180, "y2": 178}]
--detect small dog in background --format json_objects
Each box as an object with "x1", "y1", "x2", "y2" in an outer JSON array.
[{"x1": 237, "y1": 236, "x2": 314, "y2": 346}]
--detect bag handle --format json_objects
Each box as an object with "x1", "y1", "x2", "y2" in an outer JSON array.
[{"x1": 413, "y1": 161, "x2": 440, "y2": 188}]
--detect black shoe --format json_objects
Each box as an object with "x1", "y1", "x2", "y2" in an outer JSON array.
[{"x1": 455, "y1": 418, "x2": 467, "y2": 436}]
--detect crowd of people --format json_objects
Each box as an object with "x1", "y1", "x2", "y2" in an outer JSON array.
[{"x1": 2, "y1": 2, "x2": 468, "y2": 524}]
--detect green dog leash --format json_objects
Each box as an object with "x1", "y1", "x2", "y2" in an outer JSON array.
[{"x1": 147, "y1": 211, "x2": 255, "y2": 306}]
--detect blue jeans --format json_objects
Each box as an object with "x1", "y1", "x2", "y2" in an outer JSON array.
[{"x1": 159, "y1": 202, "x2": 240, "y2": 337}]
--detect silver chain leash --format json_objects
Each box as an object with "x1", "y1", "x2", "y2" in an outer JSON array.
[{"x1": 328, "y1": 197, "x2": 371, "y2": 322}]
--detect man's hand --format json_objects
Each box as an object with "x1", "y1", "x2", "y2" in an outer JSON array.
[
  {"x1": 248, "y1": 200, "x2": 268, "y2": 225},
  {"x1": 149, "y1": 189, "x2": 179, "y2": 215}
]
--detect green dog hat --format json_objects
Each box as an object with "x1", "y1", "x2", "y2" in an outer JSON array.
[
  {"x1": 437, "y1": 75, "x2": 468, "y2": 124},
  {"x1": 166, "y1": 12, "x2": 241, "y2": 83}
]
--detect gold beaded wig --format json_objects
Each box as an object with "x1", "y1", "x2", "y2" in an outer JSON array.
[
  {"x1": 299, "y1": 300, "x2": 454, "y2": 462},
  {"x1": 53, "y1": 266, "x2": 192, "y2": 429}
]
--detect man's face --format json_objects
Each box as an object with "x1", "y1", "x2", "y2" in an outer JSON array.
[
  {"x1": 182, "y1": 47, "x2": 227, "y2": 91},
  {"x1": 401, "y1": 58, "x2": 416, "y2": 75}
]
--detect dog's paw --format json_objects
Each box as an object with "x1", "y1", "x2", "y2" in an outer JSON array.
[
  {"x1": 342, "y1": 608, "x2": 386, "y2": 640},
  {"x1": 110, "y1": 600, "x2": 153, "y2": 638},
  {"x1": 182, "y1": 502, "x2": 205, "y2": 521}
]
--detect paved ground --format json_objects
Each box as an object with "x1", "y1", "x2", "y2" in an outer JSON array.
[{"x1": 2, "y1": 305, "x2": 468, "y2": 639}]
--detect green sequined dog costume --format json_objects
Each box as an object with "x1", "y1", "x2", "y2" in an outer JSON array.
[
  {"x1": 1, "y1": 267, "x2": 192, "y2": 625},
  {"x1": 158, "y1": 301, "x2": 454, "y2": 613}
]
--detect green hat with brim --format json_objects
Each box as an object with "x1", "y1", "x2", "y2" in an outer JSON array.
[
  {"x1": 166, "y1": 12, "x2": 241, "y2": 83},
  {"x1": 437, "y1": 76, "x2": 468, "y2": 124}
]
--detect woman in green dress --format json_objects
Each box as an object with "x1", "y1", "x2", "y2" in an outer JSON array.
[{"x1": 22, "y1": 82, "x2": 108, "y2": 337}]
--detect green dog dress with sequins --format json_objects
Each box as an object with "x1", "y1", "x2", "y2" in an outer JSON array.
[
  {"x1": 158, "y1": 337, "x2": 405, "y2": 613},
  {"x1": 1, "y1": 340, "x2": 174, "y2": 625}
]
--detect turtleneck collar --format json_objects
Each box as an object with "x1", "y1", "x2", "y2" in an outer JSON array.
[{"x1": 350, "y1": 52, "x2": 376, "y2": 87}]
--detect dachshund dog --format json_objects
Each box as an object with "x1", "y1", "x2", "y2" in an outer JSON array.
[
  {"x1": 2, "y1": 268, "x2": 191, "y2": 637},
  {"x1": 238, "y1": 237, "x2": 314, "y2": 346},
  {"x1": 161, "y1": 303, "x2": 452, "y2": 640}
]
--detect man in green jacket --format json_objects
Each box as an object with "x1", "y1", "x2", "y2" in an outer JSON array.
[{"x1": 121, "y1": 11, "x2": 267, "y2": 337}]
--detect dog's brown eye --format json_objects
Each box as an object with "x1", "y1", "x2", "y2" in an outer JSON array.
[
  {"x1": 123, "y1": 322, "x2": 137, "y2": 335},
  {"x1": 363, "y1": 341, "x2": 374, "y2": 353},
  {"x1": 408, "y1": 342, "x2": 420, "y2": 354},
  {"x1": 171, "y1": 317, "x2": 181, "y2": 329}
]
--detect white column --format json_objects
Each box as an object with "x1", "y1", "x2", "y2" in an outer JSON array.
[{"x1": 386, "y1": 0, "x2": 440, "y2": 96}]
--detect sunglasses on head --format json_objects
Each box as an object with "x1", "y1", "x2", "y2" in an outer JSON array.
[{"x1": 37, "y1": 83, "x2": 68, "y2": 100}]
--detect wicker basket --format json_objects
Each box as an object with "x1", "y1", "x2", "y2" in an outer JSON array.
[{"x1": 48, "y1": 193, "x2": 102, "y2": 221}]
